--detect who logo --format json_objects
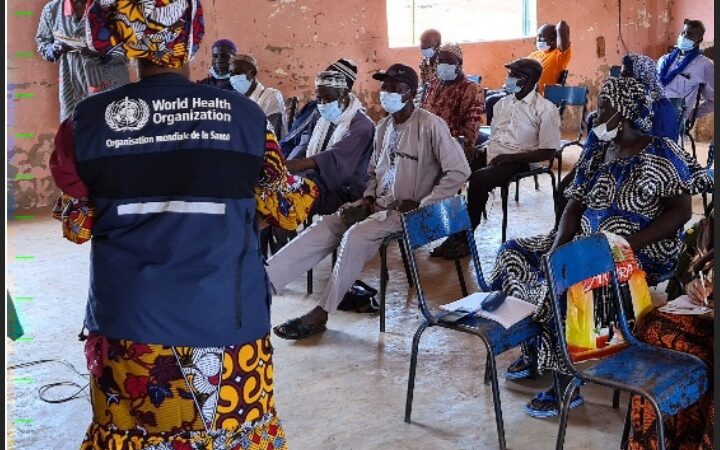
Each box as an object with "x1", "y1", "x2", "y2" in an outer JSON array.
[{"x1": 105, "y1": 97, "x2": 151, "y2": 132}]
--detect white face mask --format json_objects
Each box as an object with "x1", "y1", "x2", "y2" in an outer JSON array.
[
  {"x1": 230, "y1": 74, "x2": 252, "y2": 95},
  {"x1": 436, "y1": 63, "x2": 458, "y2": 81},
  {"x1": 421, "y1": 47, "x2": 435, "y2": 59},
  {"x1": 676, "y1": 34, "x2": 696, "y2": 52},
  {"x1": 536, "y1": 40, "x2": 551, "y2": 52},
  {"x1": 504, "y1": 76, "x2": 523, "y2": 94},
  {"x1": 317, "y1": 100, "x2": 344, "y2": 123},
  {"x1": 592, "y1": 112, "x2": 621, "y2": 142},
  {"x1": 379, "y1": 91, "x2": 408, "y2": 114},
  {"x1": 210, "y1": 66, "x2": 230, "y2": 80}
]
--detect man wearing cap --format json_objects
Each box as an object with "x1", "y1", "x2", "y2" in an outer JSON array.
[
  {"x1": 438, "y1": 58, "x2": 560, "y2": 259},
  {"x1": 268, "y1": 63, "x2": 470, "y2": 340},
  {"x1": 196, "y1": 38, "x2": 237, "y2": 90},
  {"x1": 230, "y1": 54, "x2": 287, "y2": 138},
  {"x1": 415, "y1": 28, "x2": 442, "y2": 106},
  {"x1": 485, "y1": 20, "x2": 571, "y2": 125},
  {"x1": 48, "y1": 0, "x2": 291, "y2": 447},
  {"x1": 421, "y1": 43, "x2": 484, "y2": 164}
]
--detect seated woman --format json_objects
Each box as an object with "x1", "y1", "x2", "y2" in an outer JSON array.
[
  {"x1": 490, "y1": 76, "x2": 711, "y2": 417},
  {"x1": 628, "y1": 209, "x2": 714, "y2": 450}
]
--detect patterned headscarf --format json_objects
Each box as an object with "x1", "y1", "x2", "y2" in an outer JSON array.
[
  {"x1": 622, "y1": 53, "x2": 665, "y2": 101},
  {"x1": 438, "y1": 43, "x2": 463, "y2": 62},
  {"x1": 598, "y1": 77, "x2": 654, "y2": 133},
  {"x1": 315, "y1": 71, "x2": 348, "y2": 89},
  {"x1": 86, "y1": 0, "x2": 205, "y2": 69}
]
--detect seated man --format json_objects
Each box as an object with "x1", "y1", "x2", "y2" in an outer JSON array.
[
  {"x1": 485, "y1": 20, "x2": 570, "y2": 126},
  {"x1": 420, "y1": 43, "x2": 484, "y2": 164},
  {"x1": 280, "y1": 58, "x2": 358, "y2": 157},
  {"x1": 268, "y1": 64, "x2": 470, "y2": 340},
  {"x1": 285, "y1": 69, "x2": 374, "y2": 216},
  {"x1": 196, "y1": 39, "x2": 236, "y2": 90},
  {"x1": 415, "y1": 28, "x2": 442, "y2": 106},
  {"x1": 229, "y1": 54, "x2": 287, "y2": 138},
  {"x1": 437, "y1": 58, "x2": 560, "y2": 259},
  {"x1": 658, "y1": 19, "x2": 714, "y2": 123}
]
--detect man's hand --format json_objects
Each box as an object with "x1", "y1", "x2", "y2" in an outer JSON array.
[{"x1": 388, "y1": 200, "x2": 420, "y2": 213}]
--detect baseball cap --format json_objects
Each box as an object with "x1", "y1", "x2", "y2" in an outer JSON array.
[
  {"x1": 372, "y1": 63, "x2": 419, "y2": 92},
  {"x1": 505, "y1": 58, "x2": 543, "y2": 82}
]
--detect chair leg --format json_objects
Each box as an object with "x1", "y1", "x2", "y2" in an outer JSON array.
[
  {"x1": 612, "y1": 389, "x2": 621, "y2": 409},
  {"x1": 379, "y1": 242, "x2": 389, "y2": 333},
  {"x1": 398, "y1": 240, "x2": 414, "y2": 287},
  {"x1": 483, "y1": 342, "x2": 507, "y2": 450},
  {"x1": 306, "y1": 269, "x2": 313, "y2": 295},
  {"x1": 557, "y1": 153, "x2": 563, "y2": 183},
  {"x1": 688, "y1": 132, "x2": 697, "y2": 159},
  {"x1": 501, "y1": 185, "x2": 509, "y2": 243},
  {"x1": 483, "y1": 353, "x2": 491, "y2": 385},
  {"x1": 555, "y1": 377, "x2": 581, "y2": 450},
  {"x1": 453, "y1": 256, "x2": 468, "y2": 297},
  {"x1": 620, "y1": 395, "x2": 632, "y2": 450},
  {"x1": 651, "y1": 400, "x2": 667, "y2": 450},
  {"x1": 534, "y1": 174, "x2": 539, "y2": 190},
  {"x1": 405, "y1": 321, "x2": 429, "y2": 423},
  {"x1": 548, "y1": 171, "x2": 560, "y2": 227},
  {"x1": 515, "y1": 179, "x2": 520, "y2": 202}
]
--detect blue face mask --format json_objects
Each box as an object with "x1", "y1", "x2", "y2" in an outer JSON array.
[
  {"x1": 421, "y1": 47, "x2": 435, "y2": 59},
  {"x1": 380, "y1": 91, "x2": 408, "y2": 114},
  {"x1": 436, "y1": 63, "x2": 458, "y2": 81},
  {"x1": 230, "y1": 74, "x2": 252, "y2": 95},
  {"x1": 536, "y1": 40, "x2": 551, "y2": 52},
  {"x1": 317, "y1": 100, "x2": 344, "y2": 123},
  {"x1": 504, "y1": 76, "x2": 523, "y2": 94},
  {"x1": 677, "y1": 34, "x2": 696, "y2": 52}
]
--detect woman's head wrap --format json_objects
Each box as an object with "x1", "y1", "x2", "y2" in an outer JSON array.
[
  {"x1": 622, "y1": 53, "x2": 665, "y2": 101},
  {"x1": 315, "y1": 71, "x2": 348, "y2": 90},
  {"x1": 86, "y1": 0, "x2": 205, "y2": 69},
  {"x1": 598, "y1": 77, "x2": 654, "y2": 133}
]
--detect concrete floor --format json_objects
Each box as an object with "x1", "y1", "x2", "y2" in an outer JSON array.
[{"x1": 7, "y1": 143, "x2": 711, "y2": 450}]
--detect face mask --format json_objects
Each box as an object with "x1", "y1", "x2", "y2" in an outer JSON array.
[
  {"x1": 230, "y1": 74, "x2": 252, "y2": 95},
  {"x1": 421, "y1": 47, "x2": 435, "y2": 59},
  {"x1": 210, "y1": 66, "x2": 230, "y2": 80},
  {"x1": 591, "y1": 112, "x2": 621, "y2": 141},
  {"x1": 536, "y1": 40, "x2": 551, "y2": 52},
  {"x1": 436, "y1": 63, "x2": 458, "y2": 81},
  {"x1": 676, "y1": 34, "x2": 696, "y2": 52},
  {"x1": 317, "y1": 100, "x2": 343, "y2": 123},
  {"x1": 380, "y1": 91, "x2": 407, "y2": 114},
  {"x1": 504, "y1": 76, "x2": 523, "y2": 94}
]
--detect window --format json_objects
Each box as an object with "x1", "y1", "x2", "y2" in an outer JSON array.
[{"x1": 387, "y1": 0, "x2": 537, "y2": 48}]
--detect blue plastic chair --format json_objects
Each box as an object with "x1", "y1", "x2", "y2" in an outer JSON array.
[
  {"x1": 543, "y1": 235, "x2": 709, "y2": 450},
  {"x1": 401, "y1": 196, "x2": 540, "y2": 449},
  {"x1": 544, "y1": 85, "x2": 589, "y2": 181}
]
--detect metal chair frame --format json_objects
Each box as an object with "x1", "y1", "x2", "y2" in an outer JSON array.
[
  {"x1": 402, "y1": 196, "x2": 540, "y2": 449},
  {"x1": 543, "y1": 235, "x2": 709, "y2": 450}
]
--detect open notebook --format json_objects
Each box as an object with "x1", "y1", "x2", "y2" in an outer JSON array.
[{"x1": 440, "y1": 292, "x2": 535, "y2": 329}]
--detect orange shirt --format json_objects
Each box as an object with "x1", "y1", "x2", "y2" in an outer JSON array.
[{"x1": 528, "y1": 45, "x2": 572, "y2": 95}]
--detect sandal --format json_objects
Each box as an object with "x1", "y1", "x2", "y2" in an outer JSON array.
[
  {"x1": 273, "y1": 318, "x2": 326, "y2": 340},
  {"x1": 524, "y1": 390, "x2": 584, "y2": 419},
  {"x1": 506, "y1": 355, "x2": 536, "y2": 380},
  {"x1": 430, "y1": 236, "x2": 456, "y2": 258},
  {"x1": 442, "y1": 238, "x2": 471, "y2": 260}
]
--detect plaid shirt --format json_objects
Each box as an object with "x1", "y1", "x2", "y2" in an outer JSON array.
[{"x1": 421, "y1": 77, "x2": 484, "y2": 147}]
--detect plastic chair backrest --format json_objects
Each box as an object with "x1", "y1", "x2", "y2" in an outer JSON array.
[
  {"x1": 544, "y1": 85, "x2": 588, "y2": 108},
  {"x1": 542, "y1": 234, "x2": 638, "y2": 373},
  {"x1": 467, "y1": 75, "x2": 482, "y2": 84},
  {"x1": 609, "y1": 66, "x2": 622, "y2": 77},
  {"x1": 402, "y1": 196, "x2": 490, "y2": 311}
]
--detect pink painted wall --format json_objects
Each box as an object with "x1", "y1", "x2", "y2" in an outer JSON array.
[
  {"x1": 7, "y1": 0, "x2": 713, "y2": 210},
  {"x1": 669, "y1": 0, "x2": 714, "y2": 39}
]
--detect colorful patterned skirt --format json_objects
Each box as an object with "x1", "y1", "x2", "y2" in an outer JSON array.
[
  {"x1": 628, "y1": 310, "x2": 714, "y2": 450},
  {"x1": 80, "y1": 334, "x2": 287, "y2": 450}
]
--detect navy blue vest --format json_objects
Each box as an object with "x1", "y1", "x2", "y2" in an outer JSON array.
[{"x1": 73, "y1": 73, "x2": 269, "y2": 347}]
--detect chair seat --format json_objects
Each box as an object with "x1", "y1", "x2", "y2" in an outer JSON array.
[
  {"x1": 438, "y1": 314, "x2": 540, "y2": 356},
  {"x1": 583, "y1": 345, "x2": 708, "y2": 416},
  {"x1": 509, "y1": 166, "x2": 552, "y2": 182}
]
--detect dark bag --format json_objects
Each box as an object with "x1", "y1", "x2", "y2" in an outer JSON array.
[{"x1": 337, "y1": 280, "x2": 379, "y2": 313}]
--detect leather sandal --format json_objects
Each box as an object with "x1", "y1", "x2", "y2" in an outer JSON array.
[{"x1": 273, "y1": 318, "x2": 326, "y2": 340}]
